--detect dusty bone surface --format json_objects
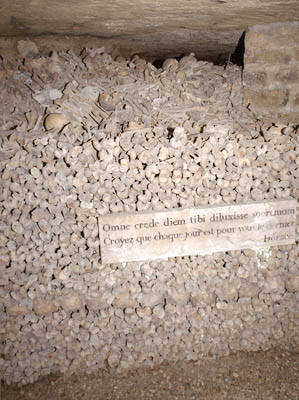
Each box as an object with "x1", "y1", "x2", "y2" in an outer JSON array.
[{"x1": 0, "y1": 47, "x2": 298, "y2": 386}]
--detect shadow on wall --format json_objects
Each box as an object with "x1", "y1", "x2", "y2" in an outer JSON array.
[
  {"x1": 150, "y1": 31, "x2": 246, "y2": 68},
  {"x1": 229, "y1": 31, "x2": 245, "y2": 67}
]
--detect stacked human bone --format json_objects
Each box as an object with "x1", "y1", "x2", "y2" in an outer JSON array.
[{"x1": 0, "y1": 48, "x2": 298, "y2": 385}]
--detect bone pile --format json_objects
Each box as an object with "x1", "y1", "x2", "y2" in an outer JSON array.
[{"x1": 0, "y1": 48, "x2": 298, "y2": 385}]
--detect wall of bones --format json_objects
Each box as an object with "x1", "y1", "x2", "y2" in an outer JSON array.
[{"x1": 0, "y1": 46, "x2": 298, "y2": 384}]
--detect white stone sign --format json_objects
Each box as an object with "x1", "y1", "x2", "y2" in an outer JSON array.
[{"x1": 98, "y1": 199, "x2": 296, "y2": 264}]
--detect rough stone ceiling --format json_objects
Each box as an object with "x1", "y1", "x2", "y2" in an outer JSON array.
[{"x1": 1, "y1": 0, "x2": 299, "y2": 62}]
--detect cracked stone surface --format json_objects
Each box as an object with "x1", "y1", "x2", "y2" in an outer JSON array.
[{"x1": 1, "y1": 0, "x2": 299, "y2": 62}]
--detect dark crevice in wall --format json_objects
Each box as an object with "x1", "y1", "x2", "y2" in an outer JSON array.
[
  {"x1": 229, "y1": 31, "x2": 245, "y2": 67},
  {"x1": 149, "y1": 34, "x2": 245, "y2": 68}
]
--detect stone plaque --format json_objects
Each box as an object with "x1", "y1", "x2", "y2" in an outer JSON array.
[{"x1": 98, "y1": 199, "x2": 296, "y2": 264}]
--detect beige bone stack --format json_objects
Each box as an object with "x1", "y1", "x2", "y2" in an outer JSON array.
[{"x1": 0, "y1": 48, "x2": 298, "y2": 384}]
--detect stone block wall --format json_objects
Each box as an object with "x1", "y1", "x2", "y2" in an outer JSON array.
[{"x1": 243, "y1": 22, "x2": 299, "y2": 124}]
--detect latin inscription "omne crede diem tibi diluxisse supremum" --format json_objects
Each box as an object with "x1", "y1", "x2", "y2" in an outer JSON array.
[{"x1": 99, "y1": 199, "x2": 296, "y2": 263}]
